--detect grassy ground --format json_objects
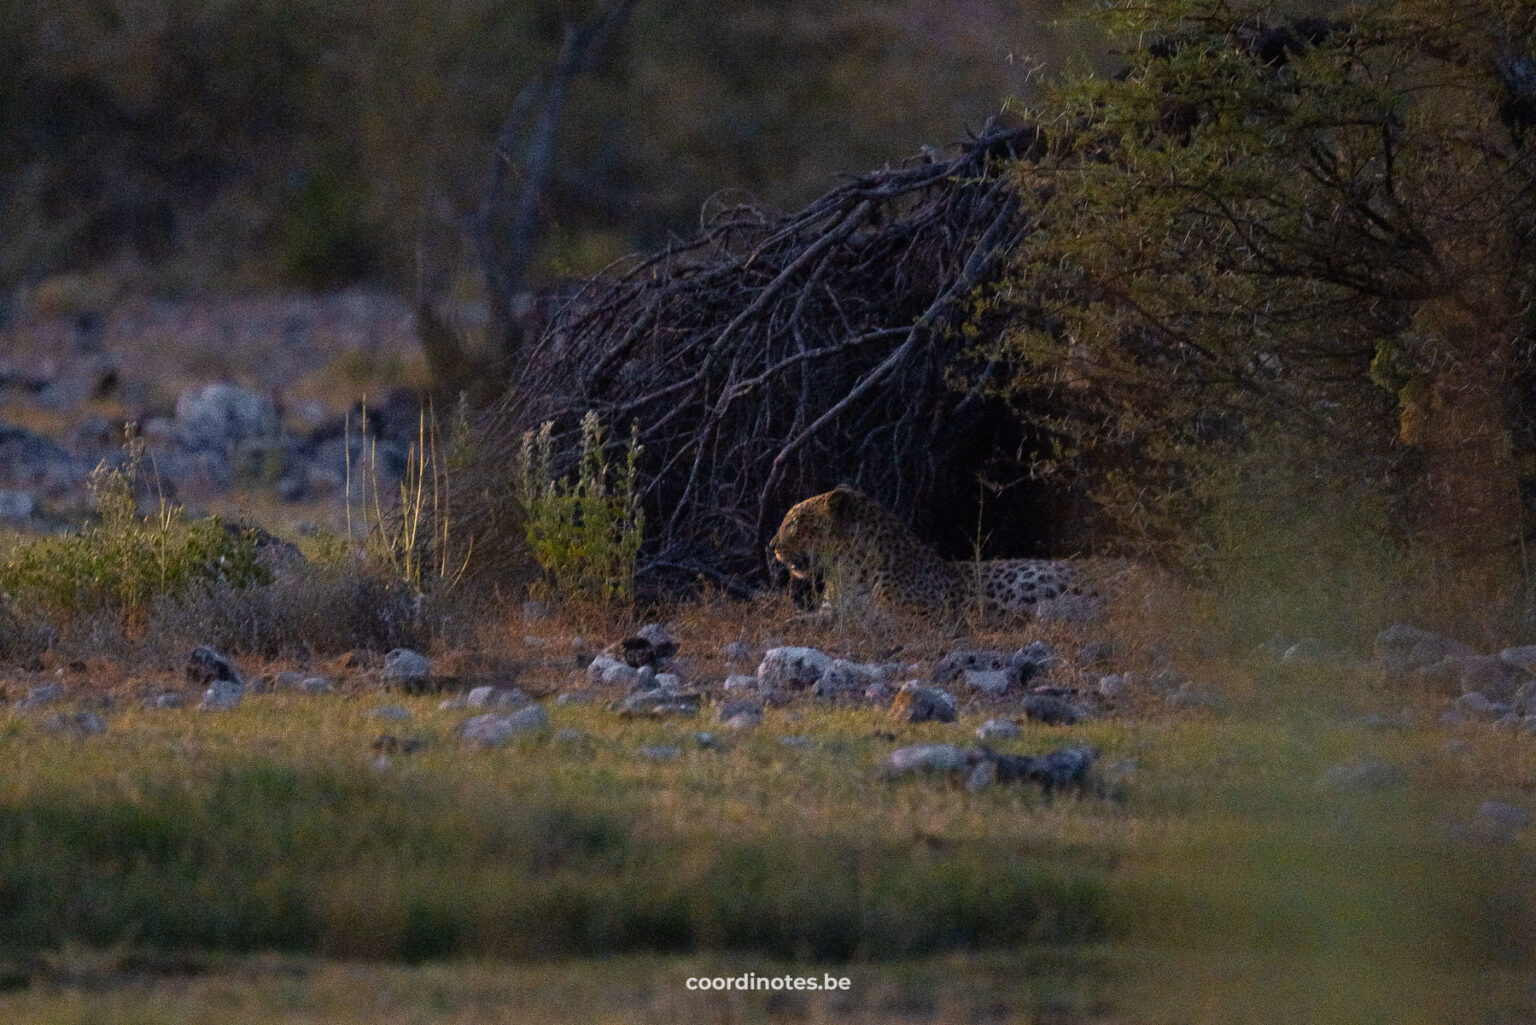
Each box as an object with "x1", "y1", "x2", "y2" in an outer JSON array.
[{"x1": 0, "y1": 607, "x2": 1532, "y2": 1023}]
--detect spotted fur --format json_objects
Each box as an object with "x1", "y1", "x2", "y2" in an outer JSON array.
[{"x1": 769, "y1": 485, "x2": 1101, "y2": 618}]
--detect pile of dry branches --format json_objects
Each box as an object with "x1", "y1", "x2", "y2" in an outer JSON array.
[{"x1": 485, "y1": 124, "x2": 1045, "y2": 595}]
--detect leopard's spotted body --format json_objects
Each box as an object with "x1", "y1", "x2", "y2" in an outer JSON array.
[{"x1": 769, "y1": 485, "x2": 1110, "y2": 618}]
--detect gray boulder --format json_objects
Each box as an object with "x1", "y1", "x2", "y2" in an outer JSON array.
[
  {"x1": 891, "y1": 681, "x2": 958, "y2": 723},
  {"x1": 757, "y1": 647, "x2": 832, "y2": 690},
  {"x1": 382, "y1": 648, "x2": 432, "y2": 692},
  {"x1": 1021, "y1": 694, "x2": 1088, "y2": 726},
  {"x1": 1373, "y1": 624, "x2": 1476, "y2": 676},
  {"x1": 199, "y1": 678, "x2": 244, "y2": 711},
  {"x1": 885, "y1": 743, "x2": 975, "y2": 775},
  {"x1": 455, "y1": 705, "x2": 549, "y2": 747},
  {"x1": 174, "y1": 383, "x2": 280, "y2": 451}
]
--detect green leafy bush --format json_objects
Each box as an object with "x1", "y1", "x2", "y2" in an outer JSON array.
[
  {"x1": 514, "y1": 412, "x2": 643, "y2": 605},
  {"x1": 0, "y1": 445, "x2": 266, "y2": 631}
]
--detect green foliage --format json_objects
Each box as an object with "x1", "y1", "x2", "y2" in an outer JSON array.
[
  {"x1": 0, "y1": 443, "x2": 267, "y2": 630},
  {"x1": 514, "y1": 412, "x2": 643, "y2": 605},
  {"x1": 987, "y1": 0, "x2": 1535, "y2": 611}
]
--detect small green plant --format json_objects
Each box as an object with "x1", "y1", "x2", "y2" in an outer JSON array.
[
  {"x1": 0, "y1": 435, "x2": 267, "y2": 631},
  {"x1": 514, "y1": 411, "x2": 644, "y2": 605}
]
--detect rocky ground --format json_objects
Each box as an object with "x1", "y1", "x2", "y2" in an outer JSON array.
[{"x1": 0, "y1": 289, "x2": 427, "y2": 530}]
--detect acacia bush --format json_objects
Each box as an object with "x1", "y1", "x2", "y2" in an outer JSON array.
[{"x1": 984, "y1": 0, "x2": 1536, "y2": 637}]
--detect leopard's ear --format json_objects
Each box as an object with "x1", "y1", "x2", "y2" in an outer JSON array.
[{"x1": 827, "y1": 484, "x2": 858, "y2": 517}]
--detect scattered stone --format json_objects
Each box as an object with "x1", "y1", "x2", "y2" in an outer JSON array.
[
  {"x1": 587, "y1": 654, "x2": 643, "y2": 688},
  {"x1": 863, "y1": 681, "x2": 895, "y2": 703},
  {"x1": 555, "y1": 691, "x2": 595, "y2": 706},
  {"x1": 455, "y1": 705, "x2": 549, "y2": 747},
  {"x1": 370, "y1": 754, "x2": 393, "y2": 771},
  {"x1": 639, "y1": 745, "x2": 682, "y2": 761},
  {"x1": 716, "y1": 699, "x2": 764, "y2": 722},
  {"x1": 722, "y1": 673, "x2": 760, "y2": 692},
  {"x1": 1012, "y1": 641, "x2": 1057, "y2": 681},
  {"x1": 988, "y1": 745, "x2": 1098, "y2": 792},
  {"x1": 757, "y1": 647, "x2": 832, "y2": 690},
  {"x1": 614, "y1": 691, "x2": 701, "y2": 717},
  {"x1": 522, "y1": 600, "x2": 553, "y2": 624},
  {"x1": 143, "y1": 691, "x2": 187, "y2": 709},
  {"x1": 382, "y1": 648, "x2": 432, "y2": 692},
  {"x1": 1373, "y1": 624, "x2": 1477, "y2": 675},
  {"x1": 187, "y1": 645, "x2": 241, "y2": 686},
  {"x1": 779, "y1": 735, "x2": 813, "y2": 749},
  {"x1": 653, "y1": 673, "x2": 682, "y2": 692},
  {"x1": 40, "y1": 711, "x2": 107, "y2": 738},
  {"x1": 1454, "y1": 692, "x2": 1509, "y2": 719},
  {"x1": 1322, "y1": 758, "x2": 1405, "y2": 788},
  {"x1": 1022, "y1": 693, "x2": 1087, "y2": 726},
  {"x1": 963, "y1": 669, "x2": 1013, "y2": 696},
  {"x1": 553, "y1": 728, "x2": 587, "y2": 744},
  {"x1": 721, "y1": 640, "x2": 753, "y2": 662},
  {"x1": 370, "y1": 705, "x2": 413, "y2": 721},
  {"x1": 722, "y1": 710, "x2": 763, "y2": 730},
  {"x1": 466, "y1": 685, "x2": 529, "y2": 709},
  {"x1": 439, "y1": 695, "x2": 470, "y2": 711},
  {"x1": 1279, "y1": 639, "x2": 1329, "y2": 665},
  {"x1": 300, "y1": 676, "x2": 335, "y2": 694},
  {"x1": 174, "y1": 382, "x2": 279, "y2": 449},
  {"x1": 932, "y1": 650, "x2": 1012, "y2": 685},
  {"x1": 693, "y1": 731, "x2": 720, "y2": 749},
  {"x1": 891, "y1": 681, "x2": 958, "y2": 724},
  {"x1": 199, "y1": 678, "x2": 244, "y2": 711},
  {"x1": 886, "y1": 743, "x2": 974, "y2": 775},
  {"x1": 636, "y1": 623, "x2": 678, "y2": 659},
  {"x1": 813, "y1": 658, "x2": 886, "y2": 698},
  {"x1": 17, "y1": 683, "x2": 64, "y2": 711},
  {"x1": 976, "y1": 718, "x2": 1022, "y2": 741},
  {"x1": 272, "y1": 671, "x2": 305, "y2": 689},
  {"x1": 1448, "y1": 656, "x2": 1528, "y2": 703}
]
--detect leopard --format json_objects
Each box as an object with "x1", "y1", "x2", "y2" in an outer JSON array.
[{"x1": 768, "y1": 484, "x2": 1114, "y2": 620}]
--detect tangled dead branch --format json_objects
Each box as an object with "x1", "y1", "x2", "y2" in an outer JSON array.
[{"x1": 481, "y1": 124, "x2": 1047, "y2": 596}]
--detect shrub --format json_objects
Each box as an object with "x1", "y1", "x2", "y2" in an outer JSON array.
[
  {"x1": 514, "y1": 412, "x2": 644, "y2": 605},
  {"x1": 0, "y1": 443, "x2": 266, "y2": 633}
]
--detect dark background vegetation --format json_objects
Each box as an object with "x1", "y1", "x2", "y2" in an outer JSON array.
[{"x1": 0, "y1": 0, "x2": 1072, "y2": 297}]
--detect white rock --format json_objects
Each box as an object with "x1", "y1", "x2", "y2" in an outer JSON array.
[{"x1": 757, "y1": 647, "x2": 832, "y2": 690}]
